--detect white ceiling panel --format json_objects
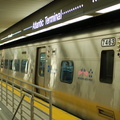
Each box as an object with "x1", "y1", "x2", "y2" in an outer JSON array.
[{"x1": 0, "y1": 0, "x2": 53, "y2": 33}]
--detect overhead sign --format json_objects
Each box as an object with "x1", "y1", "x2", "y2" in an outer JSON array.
[
  {"x1": 0, "y1": 0, "x2": 120, "y2": 45},
  {"x1": 32, "y1": 9, "x2": 63, "y2": 30}
]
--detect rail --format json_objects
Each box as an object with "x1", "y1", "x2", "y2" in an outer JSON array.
[
  {"x1": 12, "y1": 94, "x2": 25, "y2": 120},
  {"x1": 0, "y1": 73, "x2": 52, "y2": 120}
]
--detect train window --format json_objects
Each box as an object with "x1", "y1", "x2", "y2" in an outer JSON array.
[
  {"x1": 21, "y1": 60, "x2": 28, "y2": 73},
  {"x1": 39, "y1": 53, "x2": 46, "y2": 76},
  {"x1": 9, "y1": 60, "x2": 13, "y2": 70},
  {"x1": 100, "y1": 50, "x2": 114, "y2": 84},
  {"x1": 4, "y1": 59, "x2": 8, "y2": 69},
  {"x1": 14, "y1": 59, "x2": 20, "y2": 71},
  {"x1": 60, "y1": 61, "x2": 74, "y2": 84},
  {"x1": 1, "y1": 59, "x2": 4, "y2": 68}
]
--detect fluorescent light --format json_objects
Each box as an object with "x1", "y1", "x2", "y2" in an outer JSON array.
[
  {"x1": 26, "y1": 15, "x2": 93, "y2": 37},
  {"x1": 96, "y1": 3, "x2": 120, "y2": 13},
  {"x1": 10, "y1": 36, "x2": 26, "y2": 42},
  {"x1": 64, "y1": 15, "x2": 93, "y2": 24},
  {"x1": 0, "y1": 36, "x2": 26, "y2": 45}
]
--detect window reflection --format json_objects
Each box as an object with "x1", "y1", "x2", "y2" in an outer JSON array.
[
  {"x1": 39, "y1": 53, "x2": 46, "y2": 76},
  {"x1": 60, "y1": 61, "x2": 74, "y2": 84}
]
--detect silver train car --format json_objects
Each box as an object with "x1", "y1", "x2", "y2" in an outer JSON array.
[{"x1": 0, "y1": 18, "x2": 120, "y2": 120}]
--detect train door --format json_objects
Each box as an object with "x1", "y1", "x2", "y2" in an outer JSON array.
[{"x1": 36, "y1": 47, "x2": 47, "y2": 94}]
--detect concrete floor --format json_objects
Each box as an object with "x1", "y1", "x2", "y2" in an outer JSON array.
[
  {"x1": 0, "y1": 110, "x2": 9, "y2": 120},
  {"x1": 0, "y1": 102, "x2": 17, "y2": 120}
]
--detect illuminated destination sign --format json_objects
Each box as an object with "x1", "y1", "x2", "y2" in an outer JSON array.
[{"x1": 0, "y1": 0, "x2": 120, "y2": 45}]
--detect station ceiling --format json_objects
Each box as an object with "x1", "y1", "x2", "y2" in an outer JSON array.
[{"x1": 0, "y1": 0, "x2": 53, "y2": 33}]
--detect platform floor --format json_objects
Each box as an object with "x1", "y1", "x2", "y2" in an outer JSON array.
[
  {"x1": 0, "y1": 97, "x2": 82, "y2": 120},
  {"x1": 0, "y1": 81, "x2": 82, "y2": 120},
  {"x1": 0, "y1": 102, "x2": 18, "y2": 120}
]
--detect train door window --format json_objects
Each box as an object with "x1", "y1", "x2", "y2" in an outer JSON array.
[
  {"x1": 4, "y1": 59, "x2": 8, "y2": 69},
  {"x1": 21, "y1": 60, "x2": 28, "y2": 73},
  {"x1": 100, "y1": 50, "x2": 114, "y2": 84},
  {"x1": 60, "y1": 61, "x2": 74, "y2": 84},
  {"x1": 39, "y1": 53, "x2": 46, "y2": 77},
  {"x1": 14, "y1": 59, "x2": 20, "y2": 71},
  {"x1": 9, "y1": 60, "x2": 13, "y2": 70}
]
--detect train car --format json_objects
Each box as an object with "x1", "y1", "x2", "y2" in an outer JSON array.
[{"x1": 1, "y1": 6, "x2": 120, "y2": 120}]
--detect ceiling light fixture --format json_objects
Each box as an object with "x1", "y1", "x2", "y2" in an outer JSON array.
[{"x1": 96, "y1": 3, "x2": 120, "y2": 13}]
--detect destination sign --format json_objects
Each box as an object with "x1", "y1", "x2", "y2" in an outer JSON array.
[{"x1": 0, "y1": 0, "x2": 120, "y2": 45}]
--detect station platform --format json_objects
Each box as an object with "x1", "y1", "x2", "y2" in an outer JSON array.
[
  {"x1": 0, "y1": 73, "x2": 82, "y2": 120},
  {"x1": 0, "y1": 102, "x2": 18, "y2": 120},
  {"x1": 0, "y1": 99, "x2": 81, "y2": 120}
]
